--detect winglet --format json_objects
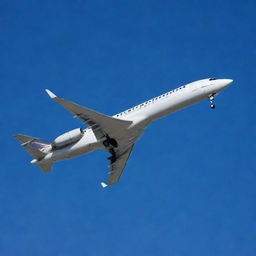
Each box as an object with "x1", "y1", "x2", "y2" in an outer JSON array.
[
  {"x1": 101, "y1": 182, "x2": 108, "y2": 188},
  {"x1": 45, "y1": 89, "x2": 57, "y2": 99}
]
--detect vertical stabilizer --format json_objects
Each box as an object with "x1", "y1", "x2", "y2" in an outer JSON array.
[{"x1": 39, "y1": 163, "x2": 53, "y2": 173}]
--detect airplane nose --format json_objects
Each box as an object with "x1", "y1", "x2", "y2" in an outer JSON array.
[
  {"x1": 225, "y1": 79, "x2": 233, "y2": 85},
  {"x1": 226, "y1": 79, "x2": 233, "y2": 85},
  {"x1": 222, "y1": 79, "x2": 233, "y2": 88}
]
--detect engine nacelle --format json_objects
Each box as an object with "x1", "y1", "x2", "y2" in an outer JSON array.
[{"x1": 52, "y1": 128, "x2": 84, "y2": 148}]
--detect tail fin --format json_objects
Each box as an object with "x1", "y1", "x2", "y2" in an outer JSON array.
[
  {"x1": 38, "y1": 163, "x2": 53, "y2": 173},
  {"x1": 14, "y1": 134, "x2": 51, "y2": 160}
]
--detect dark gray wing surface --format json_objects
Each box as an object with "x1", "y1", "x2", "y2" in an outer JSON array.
[{"x1": 101, "y1": 145, "x2": 135, "y2": 187}]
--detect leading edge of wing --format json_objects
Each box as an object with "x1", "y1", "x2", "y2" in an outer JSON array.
[{"x1": 45, "y1": 89, "x2": 133, "y2": 135}]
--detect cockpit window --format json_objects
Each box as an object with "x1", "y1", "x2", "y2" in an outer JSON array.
[{"x1": 209, "y1": 78, "x2": 217, "y2": 81}]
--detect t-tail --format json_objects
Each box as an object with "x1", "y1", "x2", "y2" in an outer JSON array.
[{"x1": 14, "y1": 134, "x2": 53, "y2": 173}]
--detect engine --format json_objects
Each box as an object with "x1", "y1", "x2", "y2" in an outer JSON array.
[{"x1": 52, "y1": 128, "x2": 84, "y2": 148}]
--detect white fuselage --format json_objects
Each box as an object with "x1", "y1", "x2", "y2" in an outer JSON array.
[{"x1": 39, "y1": 78, "x2": 232, "y2": 164}]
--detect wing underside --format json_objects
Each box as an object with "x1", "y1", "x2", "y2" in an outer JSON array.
[
  {"x1": 45, "y1": 89, "x2": 132, "y2": 141},
  {"x1": 102, "y1": 144, "x2": 135, "y2": 187}
]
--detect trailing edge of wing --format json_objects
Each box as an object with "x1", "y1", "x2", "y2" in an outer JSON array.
[{"x1": 45, "y1": 89, "x2": 133, "y2": 139}]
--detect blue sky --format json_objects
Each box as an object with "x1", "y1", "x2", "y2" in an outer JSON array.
[{"x1": 1, "y1": 0, "x2": 255, "y2": 255}]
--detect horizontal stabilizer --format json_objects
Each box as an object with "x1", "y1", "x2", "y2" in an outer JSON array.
[
  {"x1": 14, "y1": 134, "x2": 51, "y2": 160},
  {"x1": 14, "y1": 134, "x2": 38, "y2": 144}
]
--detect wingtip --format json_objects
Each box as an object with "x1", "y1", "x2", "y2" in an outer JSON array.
[
  {"x1": 45, "y1": 89, "x2": 57, "y2": 99},
  {"x1": 101, "y1": 182, "x2": 108, "y2": 188}
]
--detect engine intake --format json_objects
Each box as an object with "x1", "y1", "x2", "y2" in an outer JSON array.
[{"x1": 52, "y1": 128, "x2": 84, "y2": 148}]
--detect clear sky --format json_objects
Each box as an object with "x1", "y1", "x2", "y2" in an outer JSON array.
[{"x1": 1, "y1": 0, "x2": 255, "y2": 255}]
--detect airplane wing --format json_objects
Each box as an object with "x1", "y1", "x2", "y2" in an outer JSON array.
[
  {"x1": 45, "y1": 89, "x2": 132, "y2": 140},
  {"x1": 45, "y1": 90, "x2": 142, "y2": 187},
  {"x1": 101, "y1": 144, "x2": 135, "y2": 187}
]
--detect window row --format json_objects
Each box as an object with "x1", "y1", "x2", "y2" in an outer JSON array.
[{"x1": 116, "y1": 85, "x2": 186, "y2": 117}]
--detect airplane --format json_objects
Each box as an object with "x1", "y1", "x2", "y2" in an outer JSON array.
[{"x1": 14, "y1": 78, "x2": 233, "y2": 187}]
